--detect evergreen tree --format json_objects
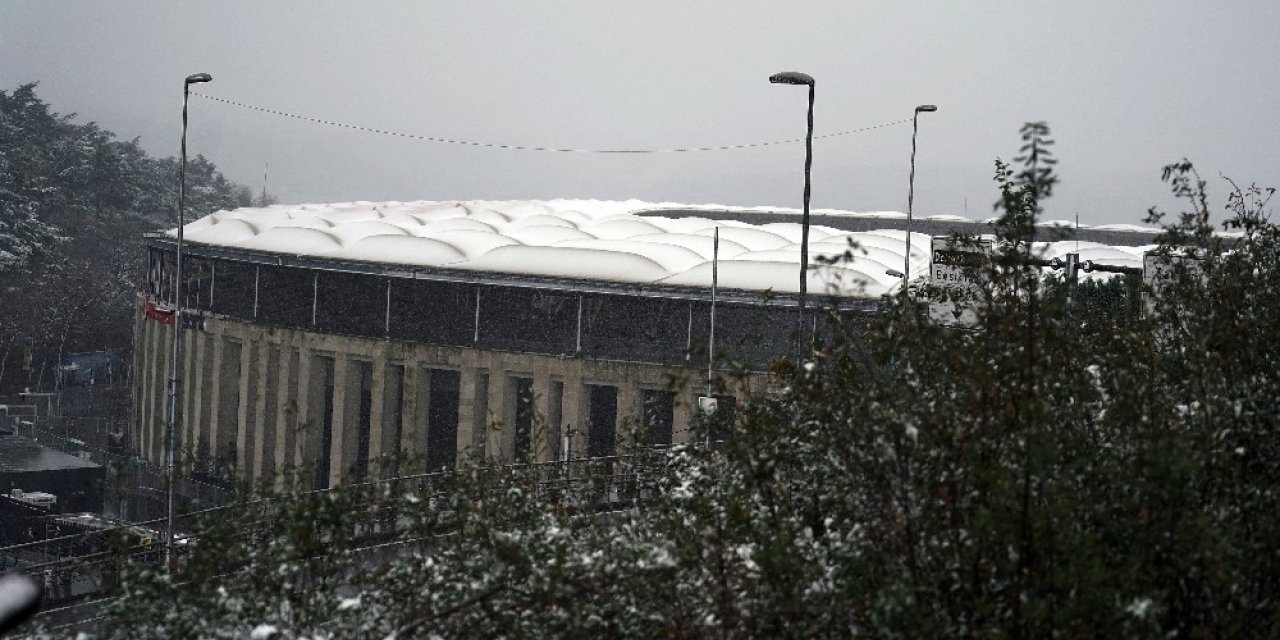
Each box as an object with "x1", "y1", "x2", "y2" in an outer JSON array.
[{"x1": 0, "y1": 83, "x2": 257, "y2": 392}]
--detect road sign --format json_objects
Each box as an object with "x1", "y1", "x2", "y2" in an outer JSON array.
[{"x1": 929, "y1": 237, "x2": 992, "y2": 328}]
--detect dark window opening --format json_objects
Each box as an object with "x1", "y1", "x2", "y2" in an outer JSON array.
[
  {"x1": 641, "y1": 389, "x2": 675, "y2": 446},
  {"x1": 550, "y1": 380, "x2": 564, "y2": 460},
  {"x1": 706, "y1": 394, "x2": 737, "y2": 444},
  {"x1": 353, "y1": 361, "x2": 373, "y2": 480},
  {"x1": 315, "y1": 357, "x2": 335, "y2": 490},
  {"x1": 511, "y1": 377, "x2": 534, "y2": 464},
  {"x1": 586, "y1": 384, "x2": 618, "y2": 458},
  {"x1": 426, "y1": 369, "x2": 460, "y2": 472}
]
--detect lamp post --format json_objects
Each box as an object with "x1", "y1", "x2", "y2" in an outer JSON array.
[
  {"x1": 902, "y1": 104, "x2": 937, "y2": 286},
  {"x1": 769, "y1": 71, "x2": 815, "y2": 354},
  {"x1": 166, "y1": 72, "x2": 212, "y2": 567}
]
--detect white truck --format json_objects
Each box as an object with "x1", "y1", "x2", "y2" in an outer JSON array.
[{"x1": 8, "y1": 489, "x2": 57, "y2": 511}]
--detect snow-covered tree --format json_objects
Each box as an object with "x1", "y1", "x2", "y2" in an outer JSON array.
[
  {"x1": 0, "y1": 83, "x2": 65, "y2": 270},
  {"x1": 0, "y1": 83, "x2": 256, "y2": 392}
]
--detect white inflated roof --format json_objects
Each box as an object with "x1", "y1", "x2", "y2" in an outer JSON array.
[{"x1": 169, "y1": 200, "x2": 1151, "y2": 297}]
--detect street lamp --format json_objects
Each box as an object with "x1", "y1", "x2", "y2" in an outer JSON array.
[
  {"x1": 166, "y1": 71, "x2": 212, "y2": 567},
  {"x1": 769, "y1": 71, "x2": 815, "y2": 354},
  {"x1": 902, "y1": 104, "x2": 937, "y2": 287}
]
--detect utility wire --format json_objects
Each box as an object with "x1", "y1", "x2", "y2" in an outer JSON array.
[{"x1": 192, "y1": 92, "x2": 911, "y2": 154}]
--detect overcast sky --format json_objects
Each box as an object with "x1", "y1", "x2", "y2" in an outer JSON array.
[{"x1": 3, "y1": 1, "x2": 1277, "y2": 225}]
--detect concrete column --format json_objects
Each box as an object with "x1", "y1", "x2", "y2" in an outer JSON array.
[
  {"x1": 368, "y1": 354, "x2": 387, "y2": 464},
  {"x1": 130, "y1": 306, "x2": 144, "y2": 456},
  {"x1": 205, "y1": 335, "x2": 225, "y2": 470},
  {"x1": 672, "y1": 389, "x2": 694, "y2": 445},
  {"x1": 187, "y1": 333, "x2": 208, "y2": 465},
  {"x1": 236, "y1": 341, "x2": 256, "y2": 481},
  {"x1": 561, "y1": 374, "x2": 585, "y2": 459},
  {"x1": 293, "y1": 346, "x2": 312, "y2": 476},
  {"x1": 374, "y1": 362, "x2": 402, "y2": 476},
  {"x1": 151, "y1": 322, "x2": 171, "y2": 464},
  {"x1": 133, "y1": 319, "x2": 145, "y2": 459},
  {"x1": 412, "y1": 366, "x2": 432, "y2": 468},
  {"x1": 180, "y1": 328, "x2": 199, "y2": 468},
  {"x1": 458, "y1": 366, "x2": 481, "y2": 460},
  {"x1": 142, "y1": 321, "x2": 158, "y2": 463},
  {"x1": 487, "y1": 373, "x2": 512, "y2": 465},
  {"x1": 250, "y1": 342, "x2": 272, "y2": 483},
  {"x1": 327, "y1": 355, "x2": 350, "y2": 487},
  {"x1": 274, "y1": 346, "x2": 296, "y2": 490},
  {"x1": 549, "y1": 379, "x2": 565, "y2": 461},
  {"x1": 400, "y1": 364, "x2": 420, "y2": 465},
  {"x1": 136, "y1": 319, "x2": 153, "y2": 460},
  {"x1": 495, "y1": 373, "x2": 510, "y2": 464}
]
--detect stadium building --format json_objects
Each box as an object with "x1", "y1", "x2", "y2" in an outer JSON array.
[{"x1": 132, "y1": 200, "x2": 1156, "y2": 489}]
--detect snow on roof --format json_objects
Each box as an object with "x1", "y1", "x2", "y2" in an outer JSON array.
[
  {"x1": 169, "y1": 200, "x2": 1154, "y2": 298},
  {"x1": 457, "y1": 245, "x2": 671, "y2": 283},
  {"x1": 1090, "y1": 223, "x2": 1155, "y2": 233},
  {"x1": 344, "y1": 235, "x2": 466, "y2": 267}
]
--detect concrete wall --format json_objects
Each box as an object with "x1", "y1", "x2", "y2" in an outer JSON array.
[{"x1": 133, "y1": 310, "x2": 766, "y2": 489}]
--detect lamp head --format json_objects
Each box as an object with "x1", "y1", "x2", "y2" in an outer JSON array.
[
  {"x1": 185, "y1": 73, "x2": 213, "y2": 84},
  {"x1": 769, "y1": 71, "x2": 814, "y2": 86},
  {"x1": 915, "y1": 104, "x2": 938, "y2": 113}
]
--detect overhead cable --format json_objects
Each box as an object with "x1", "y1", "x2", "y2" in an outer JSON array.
[{"x1": 192, "y1": 92, "x2": 911, "y2": 154}]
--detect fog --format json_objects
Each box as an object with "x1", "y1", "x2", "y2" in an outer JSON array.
[{"x1": 3, "y1": 1, "x2": 1277, "y2": 224}]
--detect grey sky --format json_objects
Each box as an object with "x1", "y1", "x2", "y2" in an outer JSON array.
[{"x1": 3, "y1": 1, "x2": 1276, "y2": 225}]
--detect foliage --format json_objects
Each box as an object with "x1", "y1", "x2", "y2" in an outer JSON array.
[
  {"x1": 0, "y1": 83, "x2": 253, "y2": 393},
  {"x1": 59, "y1": 125, "x2": 1280, "y2": 639}
]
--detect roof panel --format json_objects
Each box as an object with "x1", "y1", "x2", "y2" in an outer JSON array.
[
  {"x1": 627, "y1": 233, "x2": 751, "y2": 259},
  {"x1": 504, "y1": 225, "x2": 595, "y2": 246},
  {"x1": 552, "y1": 239, "x2": 706, "y2": 272},
  {"x1": 342, "y1": 235, "x2": 466, "y2": 267},
  {"x1": 169, "y1": 200, "x2": 1157, "y2": 298},
  {"x1": 456, "y1": 245, "x2": 670, "y2": 283},
  {"x1": 238, "y1": 227, "x2": 343, "y2": 253}
]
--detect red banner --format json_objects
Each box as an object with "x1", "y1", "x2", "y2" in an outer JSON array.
[{"x1": 140, "y1": 294, "x2": 175, "y2": 325}]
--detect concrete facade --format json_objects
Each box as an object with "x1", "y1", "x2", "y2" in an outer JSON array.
[
  {"x1": 133, "y1": 199, "x2": 1164, "y2": 492},
  {"x1": 133, "y1": 310, "x2": 760, "y2": 489}
]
